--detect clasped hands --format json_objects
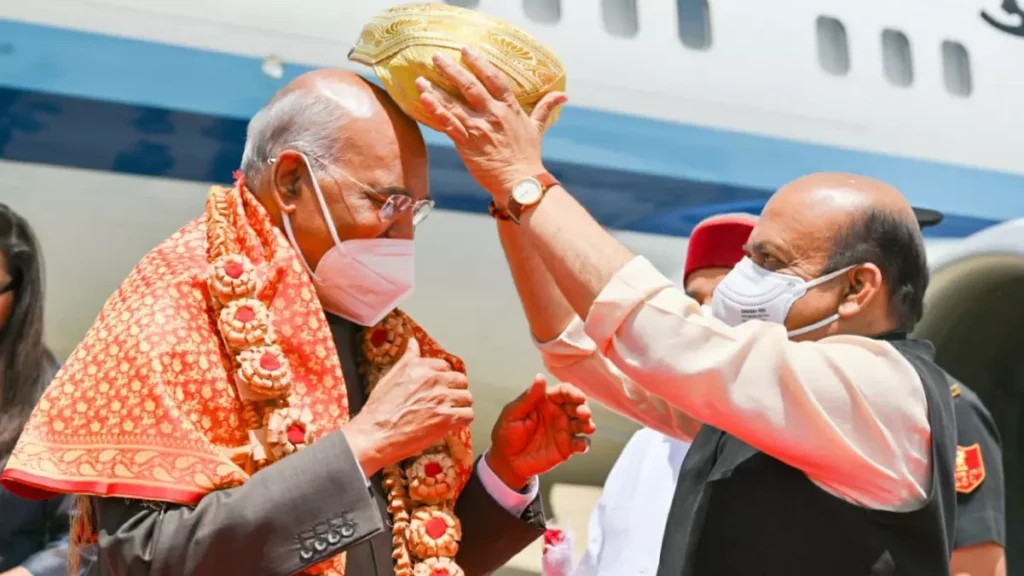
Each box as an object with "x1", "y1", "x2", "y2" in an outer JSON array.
[{"x1": 345, "y1": 337, "x2": 595, "y2": 490}]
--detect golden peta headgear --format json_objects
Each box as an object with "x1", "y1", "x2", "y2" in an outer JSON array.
[{"x1": 349, "y1": 2, "x2": 566, "y2": 132}]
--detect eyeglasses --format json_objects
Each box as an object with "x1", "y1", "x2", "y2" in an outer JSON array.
[
  {"x1": 269, "y1": 156, "x2": 435, "y2": 227},
  {"x1": 376, "y1": 193, "x2": 435, "y2": 227},
  {"x1": 333, "y1": 168, "x2": 434, "y2": 228}
]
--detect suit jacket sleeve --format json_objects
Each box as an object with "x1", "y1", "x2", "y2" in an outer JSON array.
[
  {"x1": 90, "y1": 431, "x2": 385, "y2": 576},
  {"x1": 455, "y1": 458, "x2": 547, "y2": 576}
]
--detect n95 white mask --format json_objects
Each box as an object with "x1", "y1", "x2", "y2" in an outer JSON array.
[
  {"x1": 711, "y1": 257, "x2": 855, "y2": 338},
  {"x1": 281, "y1": 154, "x2": 414, "y2": 327}
]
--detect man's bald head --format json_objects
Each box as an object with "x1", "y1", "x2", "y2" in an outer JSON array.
[
  {"x1": 239, "y1": 69, "x2": 431, "y2": 272},
  {"x1": 747, "y1": 172, "x2": 928, "y2": 339},
  {"x1": 240, "y1": 70, "x2": 423, "y2": 185},
  {"x1": 772, "y1": 173, "x2": 918, "y2": 229}
]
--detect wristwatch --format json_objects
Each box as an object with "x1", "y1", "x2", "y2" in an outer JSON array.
[{"x1": 505, "y1": 172, "x2": 559, "y2": 224}]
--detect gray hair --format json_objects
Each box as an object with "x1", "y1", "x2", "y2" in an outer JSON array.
[{"x1": 239, "y1": 89, "x2": 346, "y2": 185}]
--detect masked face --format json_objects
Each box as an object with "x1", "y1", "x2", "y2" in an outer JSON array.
[
  {"x1": 280, "y1": 154, "x2": 415, "y2": 327},
  {"x1": 711, "y1": 257, "x2": 857, "y2": 338}
]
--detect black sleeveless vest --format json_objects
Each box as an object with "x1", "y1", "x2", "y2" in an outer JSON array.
[{"x1": 656, "y1": 337, "x2": 957, "y2": 576}]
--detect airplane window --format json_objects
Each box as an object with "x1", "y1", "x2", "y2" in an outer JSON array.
[
  {"x1": 602, "y1": 0, "x2": 639, "y2": 38},
  {"x1": 881, "y1": 29, "x2": 914, "y2": 87},
  {"x1": 524, "y1": 0, "x2": 561, "y2": 24},
  {"x1": 676, "y1": 0, "x2": 712, "y2": 50},
  {"x1": 941, "y1": 40, "x2": 972, "y2": 97},
  {"x1": 444, "y1": 0, "x2": 480, "y2": 7},
  {"x1": 816, "y1": 16, "x2": 850, "y2": 76}
]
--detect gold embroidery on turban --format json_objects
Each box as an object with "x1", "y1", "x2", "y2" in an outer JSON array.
[{"x1": 349, "y1": 2, "x2": 566, "y2": 131}]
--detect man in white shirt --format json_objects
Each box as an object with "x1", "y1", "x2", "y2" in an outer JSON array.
[
  {"x1": 417, "y1": 50, "x2": 958, "y2": 575},
  {"x1": 565, "y1": 214, "x2": 755, "y2": 576}
]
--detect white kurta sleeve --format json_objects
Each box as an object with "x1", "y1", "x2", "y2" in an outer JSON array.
[{"x1": 535, "y1": 315, "x2": 700, "y2": 441}]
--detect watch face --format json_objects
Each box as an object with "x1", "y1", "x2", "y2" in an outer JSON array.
[{"x1": 512, "y1": 179, "x2": 543, "y2": 205}]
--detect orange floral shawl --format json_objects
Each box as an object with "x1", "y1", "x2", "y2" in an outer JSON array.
[{"x1": 1, "y1": 184, "x2": 473, "y2": 576}]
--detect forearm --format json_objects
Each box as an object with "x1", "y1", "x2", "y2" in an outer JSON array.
[
  {"x1": 92, "y1": 431, "x2": 384, "y2": 576},
  {"x1": 496, "y1": 218, "x2": 576, "y2": 342},
  {"x1": 342, "y1": 416, "x2": 389, "y2": 479},
  {"x1": 519, "y1": 185, "x2": 635, "y2": 321},
  {"x1": 951, "y1": 544, "x2": 1006, "y2": 576},
  {"x1": 538, "y1": 317, "x2": 699, "y2": 441}
]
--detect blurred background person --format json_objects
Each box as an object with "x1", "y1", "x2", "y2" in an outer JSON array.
[{"x1": 0, "y1": 203, "x2": 68, "y2": 576}]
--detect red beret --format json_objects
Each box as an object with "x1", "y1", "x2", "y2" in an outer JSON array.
[{"x1": 683, "y1": 213, "x2": 757, "y2": 284}]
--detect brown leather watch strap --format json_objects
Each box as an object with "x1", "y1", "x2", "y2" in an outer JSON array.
[
  {"x1": 488, "y1": 200, "x2": 513, "y2": 222},
  {"x1": 535, "y1": 172, "x2": 559, "y2": 190},
  {"x1": 507, "y1": 172, "x2": 560, "y2": 224}
]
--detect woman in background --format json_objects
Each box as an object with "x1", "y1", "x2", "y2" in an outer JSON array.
[{"x1": 0, "y1": 203, "x2": 68, "y2": 576}]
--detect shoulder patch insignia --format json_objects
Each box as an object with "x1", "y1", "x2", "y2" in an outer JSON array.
[
  {"x1": 950, "y1": 383, "x2": 962, "y2": 398},
  {"x1": 955, "y1": 443, "x2": 986, "y2": 494}
]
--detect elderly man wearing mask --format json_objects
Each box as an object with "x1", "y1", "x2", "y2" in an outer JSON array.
[
  {"x1": 0, "y1": 68, "x2": 598, "y2": 576},
  {"x1": 417, "y1": 46, "x2": 959, "y2": 575}
]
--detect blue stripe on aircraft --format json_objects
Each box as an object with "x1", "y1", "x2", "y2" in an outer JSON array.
[{"x1": 0, "y1": 19, "x2": 1018, "y2": 238}]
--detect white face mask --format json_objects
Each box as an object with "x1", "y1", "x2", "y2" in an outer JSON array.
[
  {"x1": 280, "y1": 154, "x2": 415, "y2": 327},
  {"x1": 711, "y1": 257, "x2": 855, "y2": 338}
]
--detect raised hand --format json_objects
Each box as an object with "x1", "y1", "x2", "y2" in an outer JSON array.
[
  {"x1": 344, "y1": 337, "x2": 473, "y2": 476},
  {"x1": 486, "y1": 375, "x2": 596, "y2": 490},
  {"x1": 414, "y1": 46, "x2": 567, "y2": 201}
]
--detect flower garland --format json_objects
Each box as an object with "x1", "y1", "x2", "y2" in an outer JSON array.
[
  {"x1": 205, "y1": 182, "x2": 473, "y2": 576},
  {"x1": 359, "y1": 311, "x2": 475, "y2": 576}
]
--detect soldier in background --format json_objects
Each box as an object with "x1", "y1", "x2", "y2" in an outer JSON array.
[
  {"x1": 949, "y1": 379, "x2": 1006, "y2": 576},
  {"x1": 916, "y1": 208, "x2": 1006, "y2": 576}
]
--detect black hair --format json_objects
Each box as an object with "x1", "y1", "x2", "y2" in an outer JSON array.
[
  {"x1": 823, "y1": 208, "x2": 929, "y2": 331},
  {"x1": 0, "y1": 203, "x2": 58, "y2": 464}
]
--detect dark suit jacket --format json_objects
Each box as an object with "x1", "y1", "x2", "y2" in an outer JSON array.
[{"x1": 83, "y1": 314, "x2": 545, "y2": 575}]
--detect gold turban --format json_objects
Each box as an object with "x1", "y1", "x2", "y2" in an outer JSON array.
[{"x1": 349, "y1": 3, "x2": 566, "y2": 132}]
